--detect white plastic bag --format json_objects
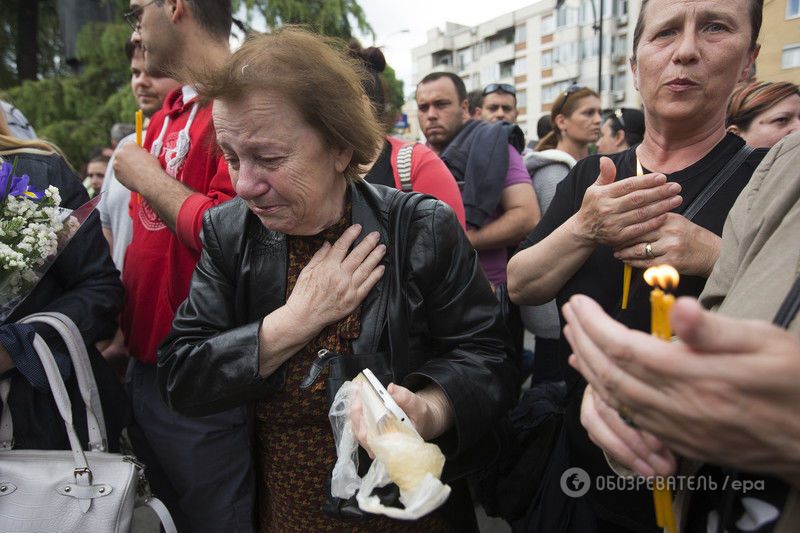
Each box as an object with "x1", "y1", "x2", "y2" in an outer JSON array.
[{"x1": 328, "y1": 377, "x2": 451, "y2": 520}]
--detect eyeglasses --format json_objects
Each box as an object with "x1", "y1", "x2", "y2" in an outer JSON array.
[
  {"x1": 123, "y1": 0, "x2": 158, "y2": 32},
  {"x1": 552, "y1": 84, "x2": 583, "y2": 116},
  {"x1": 483, "y1": 83, "x2": 516, "y2": 96}
]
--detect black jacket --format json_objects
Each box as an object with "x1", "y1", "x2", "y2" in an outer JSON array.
[
  {"x1": 158, "y1": 180, "x2": 518, "y2": 459},
  {"x1": 3, "y1": 152, "x2": 127, "y2": 451},
  {"x1": 440, "y1": 120, "x2": 525, "y2": 229}
]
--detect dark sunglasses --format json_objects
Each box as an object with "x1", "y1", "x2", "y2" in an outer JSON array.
[
  {"x1": 483, "y1": 83, "x2": 516, "y2": 96},
  {"x1": 123, "y1": 0, "x2": 158, "y2": 32},
  {"x1": 553, "y1": 84, "x2": 584, "y2": 116}
]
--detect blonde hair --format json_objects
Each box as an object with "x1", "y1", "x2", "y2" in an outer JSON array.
[{"x1": 0, "y1": 107, "x2": 67, "y2": 161}]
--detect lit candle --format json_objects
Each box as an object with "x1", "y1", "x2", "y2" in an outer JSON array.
[
  {"x1": 643, "y1": 264, "x2": 679, "y2": 533},
  {"x1": 621, "y1": 158, "x2": 645, "y2": 309}
]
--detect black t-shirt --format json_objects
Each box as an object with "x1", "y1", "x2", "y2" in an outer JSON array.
[
  {"x1": 364, "y1": 140, "x2": 394, "y2": 188},
  {"x1": 518, "y1": 133, "x2": 767, "y2": 531}
]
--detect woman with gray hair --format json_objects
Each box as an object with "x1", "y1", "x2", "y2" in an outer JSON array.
[{"x1": 157, "y1": 28, "x2": 517, "y2": 531}]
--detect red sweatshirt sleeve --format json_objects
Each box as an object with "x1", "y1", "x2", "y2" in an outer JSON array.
[{"x1": 176, "y1": 156, "x2": 234, "y2": 252}]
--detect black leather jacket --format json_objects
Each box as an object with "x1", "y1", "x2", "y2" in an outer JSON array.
[{"x1": 158, "y1": 180, "x2": 518, "y2": 458}]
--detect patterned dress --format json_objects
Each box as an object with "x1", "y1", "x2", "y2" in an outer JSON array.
[{"x1": 255, "y1": 203, "x2": 454, "y2": 532}]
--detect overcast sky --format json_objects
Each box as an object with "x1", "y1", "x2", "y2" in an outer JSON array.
[{"x1": 355, "y1": 1, "x2": 535, "y2": 94}]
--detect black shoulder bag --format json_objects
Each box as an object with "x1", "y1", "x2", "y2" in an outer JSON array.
[{"x1": 300, "y1": 190, "x2": 426, "y2": 521}]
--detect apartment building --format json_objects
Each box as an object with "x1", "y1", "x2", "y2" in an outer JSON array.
[
  {"x1": 408, "y1": 0, "x2": 641, "y2": 141},
  {"x1": 756, "y1": 0, "x2": 800, "y2": 83}
]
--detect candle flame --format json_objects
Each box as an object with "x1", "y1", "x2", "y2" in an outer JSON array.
[{"x1": 643, "y1": 264, "x2": 680, "y2": 290}]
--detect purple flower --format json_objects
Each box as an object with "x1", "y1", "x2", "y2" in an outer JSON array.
[{"x1": 0, "y1": 161, "x2": 42, "y2": 202}]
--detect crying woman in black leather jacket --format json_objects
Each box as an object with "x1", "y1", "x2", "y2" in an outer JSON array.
[{"x1": 157, "y1": 29, "x2": 517, "y2": 532}]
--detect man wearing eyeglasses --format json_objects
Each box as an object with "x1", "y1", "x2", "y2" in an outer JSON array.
[
  {"x1": 481, "y1": 83, "x2": 518, "y2": 124},
  {"x1": 111, "y1": 2, "x2": 253, "y2": 532}
]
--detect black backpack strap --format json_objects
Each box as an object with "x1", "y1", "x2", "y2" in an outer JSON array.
[{"x1": 682, "y1": 144, "x2": 754, "y2": 220}]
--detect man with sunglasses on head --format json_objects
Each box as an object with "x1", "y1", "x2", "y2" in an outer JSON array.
[
  {"x1": 415, "y1": 72, "x2": 540, "y2": 292},
  {"x1": 481, "y1": 83, "x2": 518, "y2": 124},
  {"x1": 111, "y1": 2, "x2": 252, "y2": 531}
]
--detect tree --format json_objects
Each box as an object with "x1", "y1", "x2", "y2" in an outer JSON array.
[
  {"x1": 0, "y1": 0, "x2": 65, "y2": 89},
  {"x1": 233, "y1": 0, "x2": 374, "y2": 41},
  {"x1": 2, "y1": 0, "x2": 381, "y2": 168}
]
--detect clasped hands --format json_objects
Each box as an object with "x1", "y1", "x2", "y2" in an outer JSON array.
[{"x1": 573, "y1": 157, "x2": 719, "y2": 277}]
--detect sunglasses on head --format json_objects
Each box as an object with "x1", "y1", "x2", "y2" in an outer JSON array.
[
  {"x1": 612, "y1": 108, "x2": 626, "y2": 130},
  {"x1": 483, "y1": 83, "x2": 516, "y2": 96},
  {"x1": 553, "y1": 84, "x2": 584, "y2": 116}
]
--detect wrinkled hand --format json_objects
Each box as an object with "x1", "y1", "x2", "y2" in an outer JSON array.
[
  {"x1": 613, "y1": 213, "x2": 721, "y2": 277},
  {"x1": 563, "y1": 294, "x2": 800, "y2": 487},
  {"x1": 112, "y1": 142, "x2": 162, "y2": 193},
  {"x1": 572, "y1": 157, "x2": 682, "y2": 248},
  {"x1": 581, "y1": 384, "x2": 677, "y2": 478},
  {"x1": 284, "y1": 224, "x2": 385, "y2": 332},
  {"x1": 351, "y1": 383, "x2": 453, "y2": 458}
]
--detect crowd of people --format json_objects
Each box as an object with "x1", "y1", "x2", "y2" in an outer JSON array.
[{"x1": 1, "y1": 0, "x2": 800, "y2": 532}]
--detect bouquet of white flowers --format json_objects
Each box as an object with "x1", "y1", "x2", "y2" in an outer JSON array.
[{"x1": 0, "y1": 158, "x2": 102, "y2": 321}]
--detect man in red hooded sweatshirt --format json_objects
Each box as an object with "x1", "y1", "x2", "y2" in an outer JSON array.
[{"x1": 113, "y1": 1, "x2": 253, "y2": 531}]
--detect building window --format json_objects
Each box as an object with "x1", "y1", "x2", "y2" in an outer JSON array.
[
  {"x1": 515, "y1": 25, "x2": 527, "y2": 43},
  {"x1": 517, "y1": 90, "x2": 527, "y2": 109},
  {"x1": 541, "y1": 15, "x2": 555, "y2": 35},
  {"x1": 555, "y1": 42, "x2": 579, "y2": 65},
  {"x1": 782, "y1": 44, "x2": 800, "y2": 69},
  {"x1": 457, "y1": 48, "x2": 473, "y2": 71},
  {"x1": 500, "y1": 60, "x2": 515, "y2": 79},
  {"x1": 557, "y1": 6, "x2": 578, "y2": 28},
  {"x1": 541, "y1": 50, "x2": 553, "y2": 68},
  {"x1": 789, "y1": 0, "x2": 800, "y2": 18},
  {"x1": 513, "y1": 58, "x2": 528, "y2": 76}
]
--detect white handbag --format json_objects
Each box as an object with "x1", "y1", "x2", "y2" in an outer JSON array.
[{"x1": 0, "y1": 312, "x2": 177, "y2": 533}]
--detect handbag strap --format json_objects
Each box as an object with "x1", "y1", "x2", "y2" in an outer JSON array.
[
  {"x1": 772, "y1": 275, "x2": 800, "y2": 329},
  {"x1": 681, "y1": 144, "x2": 754, "y2": 220},
  {"x1": 14, "y1": 312, "x2": 107, "y2": 451},
  {"x1": 1, "y1": 333, "x2": 92, "y2": 474},
  {"x1": 143, "y1": 497, "x2": 178, "y2": 533},
  {"x1": 396, "y1": 143, "x2": 415, "y2": 192},
  {"x1": 386, "y1": 191, "x2": 427, "y2": 380}
]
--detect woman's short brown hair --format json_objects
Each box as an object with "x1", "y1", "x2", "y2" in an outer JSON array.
[
  {"x1": 727, "y1": 80, "x2": 800, "y2": 131},
  {"x1": 194, "y1": 27, "x2": 383, "y2": 182}
]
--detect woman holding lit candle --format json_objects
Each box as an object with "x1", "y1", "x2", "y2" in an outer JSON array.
[{"x1": 506, "y1": 0, "x2": 768, "y2": 531}]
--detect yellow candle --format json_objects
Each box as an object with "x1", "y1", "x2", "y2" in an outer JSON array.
[
  {"x1": 643, "y1": 265, "x2": 679, "y2": 533},
  {"x1": 135, "y1": 110, "x2": 143, "y2": 146},
  {"x1": 650, "y1": 287, "x2": 663, "y2": 337},
  {"x1": 662, "y1": 294, "x2": 675, "y2": 339},
  {"x1": 621, "y1": 158, "x2": 645, "y2": 309}
]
